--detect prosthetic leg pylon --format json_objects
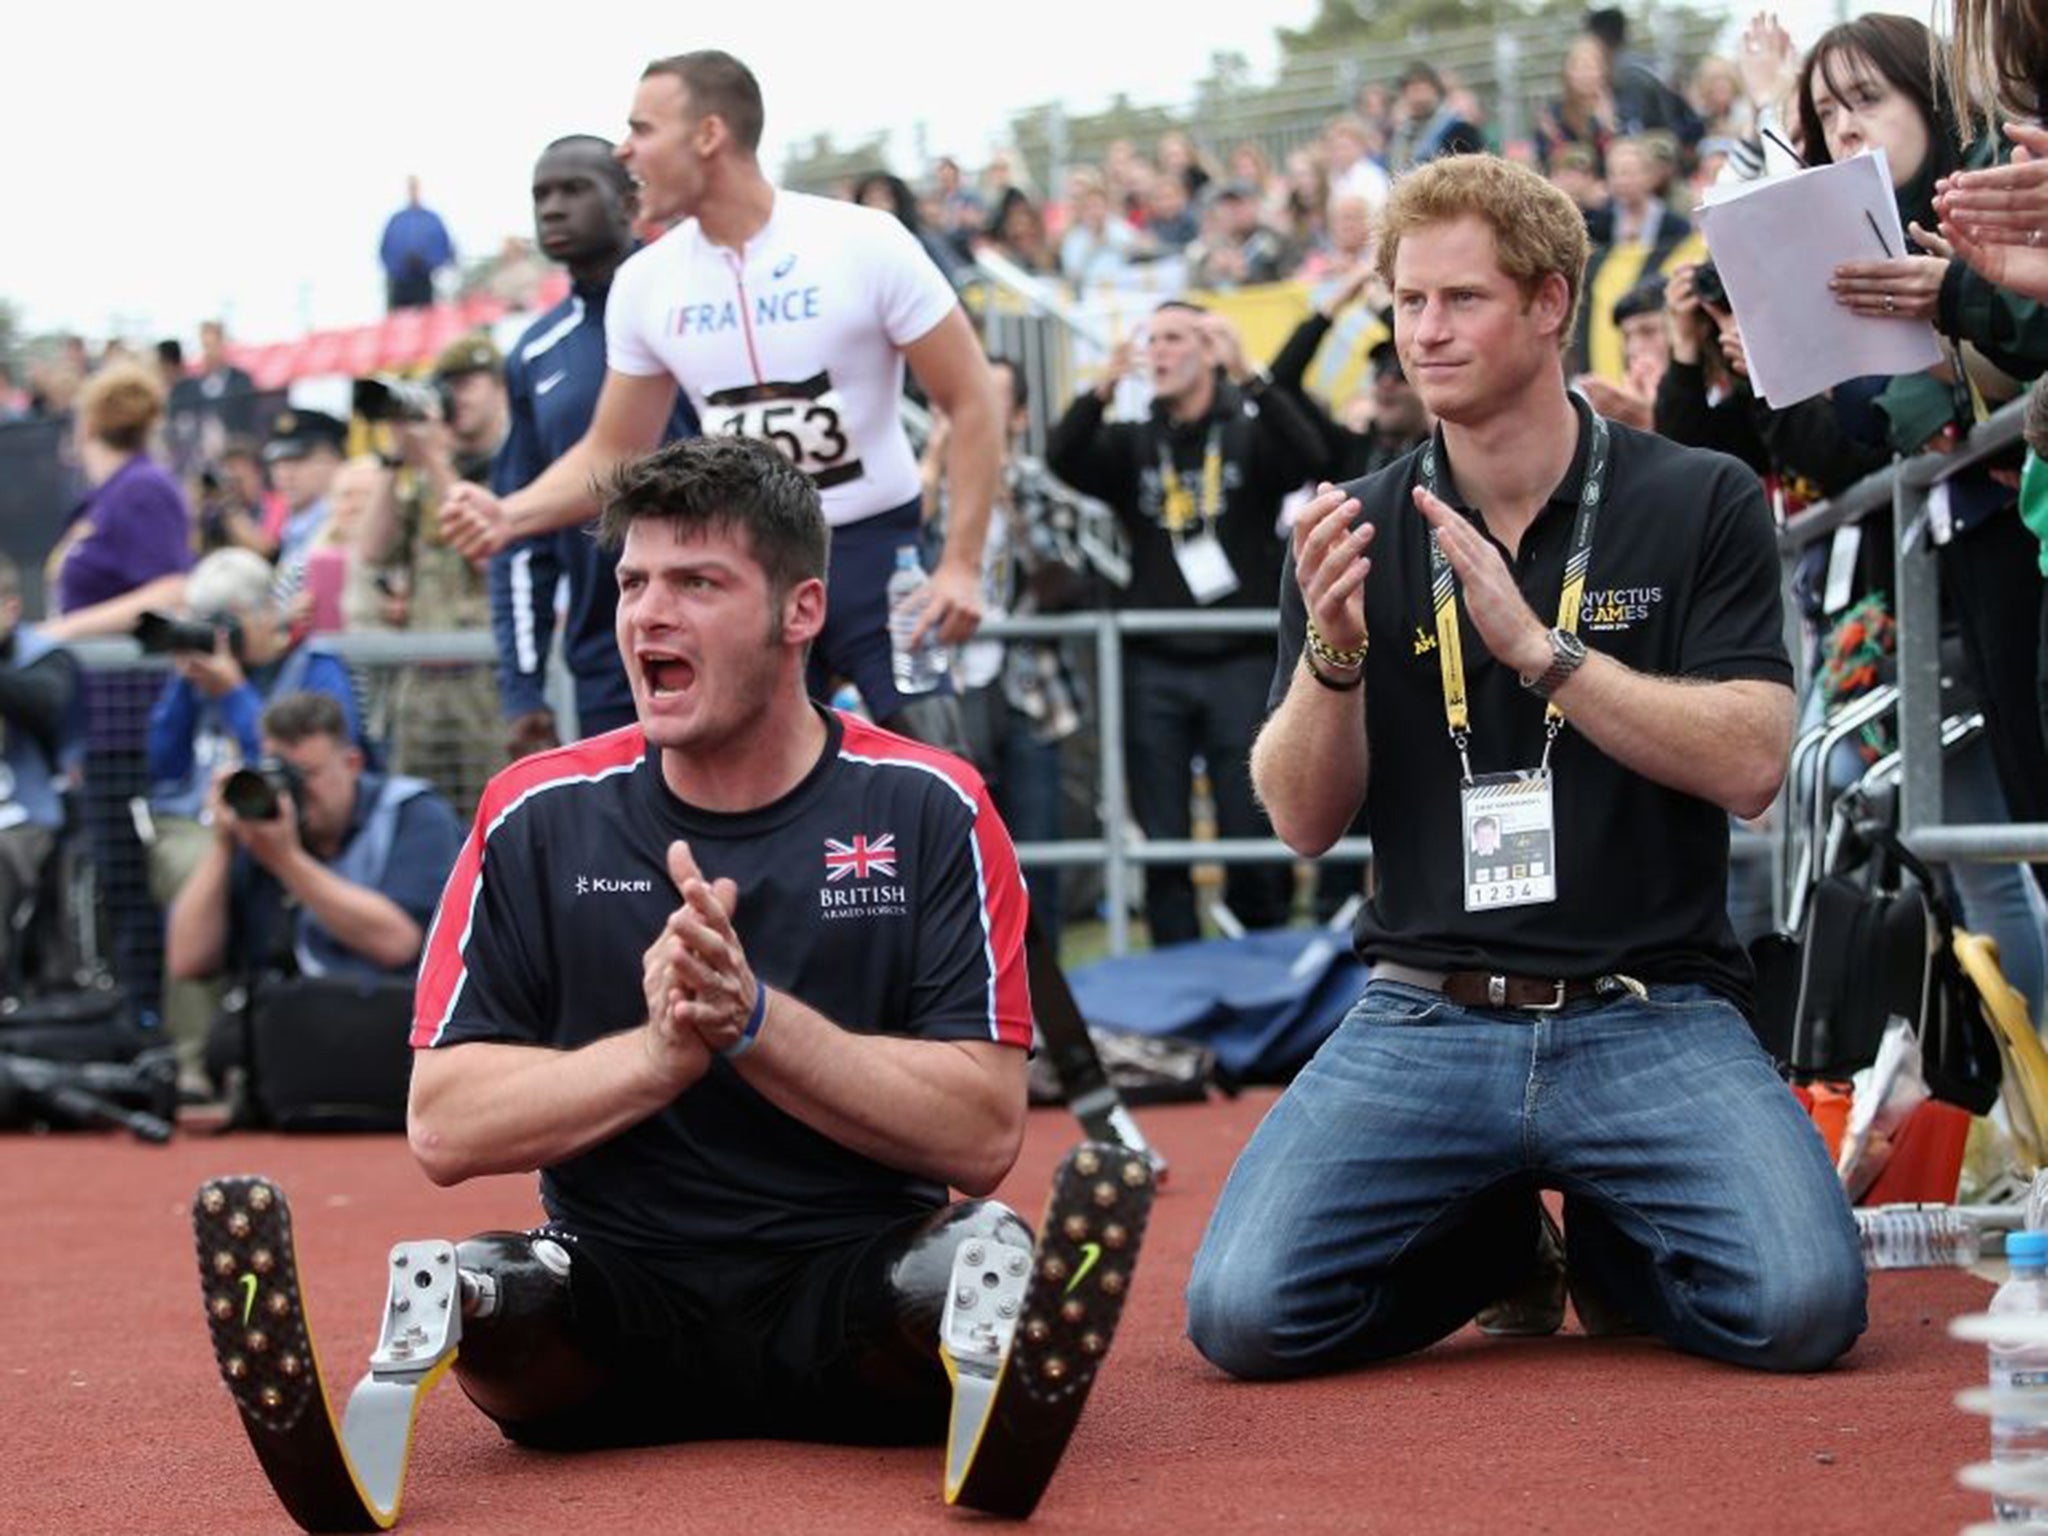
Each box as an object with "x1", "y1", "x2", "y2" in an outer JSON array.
[
  {"x1": 193, "y1": 1176, "x2": 462, "y2": 1533},
  {"x1": 940, "y1": 1140, "x2": 1156, "y2": 1518}
]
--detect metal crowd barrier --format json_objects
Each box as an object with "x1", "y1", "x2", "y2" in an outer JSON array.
[
  {"x1": 1777, "y1": 394, "x2": 2048, "y2": 865},
  {"x1": 71, "y1": 603, "x2": 1785, "y2": 961}
]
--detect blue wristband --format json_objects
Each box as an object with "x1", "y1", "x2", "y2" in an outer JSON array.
[{"x1": 720, "y1": 985, "x2": 769, "y2": 1061}]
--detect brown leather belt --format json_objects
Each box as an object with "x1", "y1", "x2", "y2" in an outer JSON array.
[{"x1": 1371, "y1": 961, "x2": 1642, "y2": 1013}]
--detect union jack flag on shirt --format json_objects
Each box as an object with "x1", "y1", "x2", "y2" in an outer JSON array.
[{"x1": 824, "y1": 833, "x2": 897, "y2": 881}]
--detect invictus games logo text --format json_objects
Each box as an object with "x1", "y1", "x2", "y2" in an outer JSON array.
[{"x1": 1579, "y1": 585, "x2": 1665, "y2": 632}]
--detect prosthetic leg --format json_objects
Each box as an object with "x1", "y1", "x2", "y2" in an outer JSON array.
[
  {"x1": 193, "y1": 1176, "x2": 461, "y2": 1532},
  {"x1": 196, "y1": 1143, "x2": 1152, "y2": 1529},
  {"x1": 941, "y1": 1140, "x2": 1156, "y2": 1517},
  {"x1": 195, "y1": 1178, "x2": 613, "y2": 1532},
  {"x1": 881, "y1": 697, "x2": 1164, "y2": 1178}
]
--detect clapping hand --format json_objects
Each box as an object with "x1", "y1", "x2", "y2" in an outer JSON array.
[
  {"x1": 656, "y1": 840, "x2": 757, "y2": 1059},
  {"x1": 1291, "y1": 482, "x2": 1373, "y2": 668},
  {"x1": 1935, "y1": 123, "x2": 2048, "y2": 304}
]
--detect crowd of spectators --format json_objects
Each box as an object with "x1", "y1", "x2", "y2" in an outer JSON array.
[{"x1": 5, "y1": 4, "x2": 2048, "y2": 1113}]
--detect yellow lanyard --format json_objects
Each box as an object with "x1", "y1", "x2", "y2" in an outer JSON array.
[
  {"x1": 1157, "y1": 425, "x2": 1225, "y2": 538},
  {"x1": 1423, "y1": 408, "x2": 1608, "y2": 780}
]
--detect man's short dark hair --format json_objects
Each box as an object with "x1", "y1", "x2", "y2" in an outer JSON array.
[
  {"x1": 1399, "y1": 61, "x2": 1444, "y2": 94},
  {"x1": 1585, "y1": 9, "x2": 1627, "y2": 51},
  {"x1": 543, "y1": 133, "x2": 634, "y2": 195},
  {"x1": 644, "y1": 50, "x2": 765, "y2": 155},
  {"x1": 261, "y1": 691, "x2": 351, "y2": 748},
  {"x1": 597, "y1": 437, "x2": 828, "y2": 603},
  {"x1": 987, "y1": 355, "x2": 1028, "y2": 413},
  {"x1": 1612, "y1": 278, "x2": 1665, "y2": 327}
]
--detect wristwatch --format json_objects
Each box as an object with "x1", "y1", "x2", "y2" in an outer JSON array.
[{"x1": 1519, "y1": 628, "x2": 1588, "y2": 699}]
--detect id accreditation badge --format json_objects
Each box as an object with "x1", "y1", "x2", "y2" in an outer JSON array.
[
  {"x1": 1461, "y1": 770, "x2": 1558, "y2": 912},
  {"x1": 1172, "y1": 531, "x2": 1240, "y2": 604}
]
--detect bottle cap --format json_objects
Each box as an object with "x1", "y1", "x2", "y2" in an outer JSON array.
[{"x1": 2007, "y1": 1230, "x2": 2048, "y2": 1265}]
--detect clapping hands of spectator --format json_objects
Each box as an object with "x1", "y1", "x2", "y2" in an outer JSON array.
[
  {"x1": 1935, "y1": 122, "x2": 2048, "y2": 304},
  {"x1": 1736, "y1": 11, "x2": 1799, "y2": 116},
  {"x1": 1574, "y1": 373, "x2": 1654, "y2": 431}
]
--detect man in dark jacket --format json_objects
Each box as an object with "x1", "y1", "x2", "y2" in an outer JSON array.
[
  {"x1": 489, "y1": 134, "x2": 698, "y2": 755},
  {"x1": 1048, "y1": 303, "x2": 1326, "y2": 945}
]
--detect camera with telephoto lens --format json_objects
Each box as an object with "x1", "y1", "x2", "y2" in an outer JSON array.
[
  {"x1": 353, "y1": 372, "x2": 450, "y2": 424},
  {"x1": 220, "y1": 757, "x2": 304, "y2": 822},
  {"x1": 133, "y1": 609, "x2": 244, "y2": 658},
  {"x1": 1692, "y1": 261, "x2": 1729, "y2": 311}
]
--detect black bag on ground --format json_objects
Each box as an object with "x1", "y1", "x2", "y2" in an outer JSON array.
[
  {"x1": 214, "y1": 972, "x2": 416, "y2": 1133},
  {"x1": 0, "y1": 979, "x2": 153, "y2": 1064},
  {"x1": 1750, "y1": 815, "x2": 2003, "y2": 1115}
]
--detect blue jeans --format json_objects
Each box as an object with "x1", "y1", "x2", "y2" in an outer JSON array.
[{"x1": 1185, "y1": 981, "x2": 1867, "y2": 1377}]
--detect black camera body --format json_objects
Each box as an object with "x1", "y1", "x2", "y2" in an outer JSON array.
[
  {"x1": 134, "y1": 610, "x2": 245, "y2": 658},
  {"x1": 1693, "y1": 261, "x2": 1729, "y2": 311},
  {"x1": 221, "y1": 757, "x2": 305, "y2": 822},
  {"x1": 354, "y1": 373, "x2": 451, "y2": 424}
]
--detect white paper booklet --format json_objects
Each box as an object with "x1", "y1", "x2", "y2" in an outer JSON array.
[{"x1": 1698, "y1": 149, "x2": 1943, "y2": 407}]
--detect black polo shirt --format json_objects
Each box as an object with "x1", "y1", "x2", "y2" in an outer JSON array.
[
  {"x1": 1271, "y1": 396, "x2": 1792, "y2": 1010},
  {"x1": 412, "y1": 710, "x2": 1032, "y2": 1256}
]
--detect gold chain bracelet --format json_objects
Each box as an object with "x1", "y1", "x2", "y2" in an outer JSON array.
[{"x1": 1304, "y1": 619, "x2": 1367, "y2": 670}]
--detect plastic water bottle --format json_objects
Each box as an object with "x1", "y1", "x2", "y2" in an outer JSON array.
[
  {"x1": 1988, "y1": 1230, "x2": 2048, "y2": 1523},
  {"x1": 887, "y1": 545, "x2": 948, "y2": 696},
  {"x1": 1855, "y1": 1204, "x2": 1978, "y2": 1269}
]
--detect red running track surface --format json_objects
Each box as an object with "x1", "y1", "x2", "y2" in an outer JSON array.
[{"x1": 0, "y1": 1094, "x2": 1990, "y2": 1535}]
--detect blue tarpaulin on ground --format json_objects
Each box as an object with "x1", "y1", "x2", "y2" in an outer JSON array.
[{"x1": 1065, "y1": 927, "x2": 1366, "y2": 1084}]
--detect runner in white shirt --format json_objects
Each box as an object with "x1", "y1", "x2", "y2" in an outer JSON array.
[{"x1": 443, "y1": 49, "x2": 1000, "y2": 729}]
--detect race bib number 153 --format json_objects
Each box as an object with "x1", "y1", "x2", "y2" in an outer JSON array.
[{"x1": 704, "y1": 371, "x2": 863, "y2": 489}]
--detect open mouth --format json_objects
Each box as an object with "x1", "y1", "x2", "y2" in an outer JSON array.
[{"x1": 641, "y1": 653, "x2": 696, "y2": 699}]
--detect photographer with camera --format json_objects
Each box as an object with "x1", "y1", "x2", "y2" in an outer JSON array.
[
  {"x1": 142, "y1": 548, "x2": 368, "y2": 1094},
  {"x1": 354, "y1": 335, "x2": 510, "y2": 815},
  {"x1": 165, "y1": 690, "x2": 461, "y2": 1104}
]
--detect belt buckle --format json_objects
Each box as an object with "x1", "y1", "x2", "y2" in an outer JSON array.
[{"x1": 1521, "y1": 978, "x2": 1569, "y2": 1013}]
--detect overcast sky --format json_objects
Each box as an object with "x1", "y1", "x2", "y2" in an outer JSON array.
[{"x1": 16, "y1": 0, "x2": 1864, "y2": 347}]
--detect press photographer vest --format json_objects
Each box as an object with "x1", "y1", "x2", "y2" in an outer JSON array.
[{"x1": 293, "y1": 773, "x2": 436, "y2": 980}]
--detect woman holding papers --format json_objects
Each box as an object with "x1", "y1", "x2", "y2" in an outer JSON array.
[
  {"x1": 1806, "y1": 14, "x2": 2047, "y2": 369},
  {"x1": 1781, "y1": 13, "x2": 2048, "y2": 1028}
]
